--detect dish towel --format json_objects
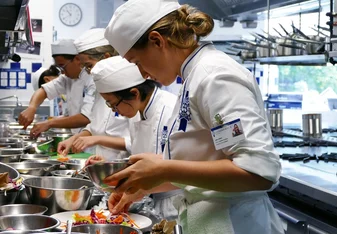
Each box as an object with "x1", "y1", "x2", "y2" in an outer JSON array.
[{"x1": 175, "y1": 195, "x2": 234, "y2": 234}]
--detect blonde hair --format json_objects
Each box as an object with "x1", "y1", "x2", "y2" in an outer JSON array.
[
  {"x1": 81, "y1": 45, "x2": 118, "y2": 60},
  {"x1": 133, "y1": 4, "x2": 214, "y2": 49}
]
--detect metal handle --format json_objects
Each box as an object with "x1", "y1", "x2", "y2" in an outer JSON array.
[
  {"x1": 276, "y1": 209, "x2": 306, "y2": 225},
  {"x1": 173, "y1": 224, "x2": 183, "y2": 234}
]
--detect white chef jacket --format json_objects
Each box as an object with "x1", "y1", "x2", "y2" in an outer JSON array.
[
  {"x1": 42, "y1": 69, "x2": 96, "y2": 134},
  {"x1": 164, "y1": 42, "x2": 284, "y2": 233},
  {"x1": 83, "y1": 92, "x2": 130, "y2": 160},
  {"x1": 129, "y1": 86, "x2": 181, "y2": 220}
]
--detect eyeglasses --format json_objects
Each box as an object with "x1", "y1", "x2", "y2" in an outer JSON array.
[
  {"x1": 58, "y1": 59, "x2": 73, "y2": 73},
  {"x1": 83, "y1": 54, "x2": 106, "y2": 74},
  {"x1": 105, "y1": 98, "x2": 123, "y2": 112}
]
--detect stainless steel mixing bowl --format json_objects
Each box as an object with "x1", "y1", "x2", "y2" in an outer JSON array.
[
  {"x1": 63, "y1": 159, "x2": 86, "y2": 170},
  {"x1": 85, "y1": 161, "x2": 130, "y2": 192},
  {"x1": 0, "y1": 162, "x2": 20, "y2": 181},
  {"x1": 22, "y1": 177, "x2": 94, "y2": 215},
  {"x1": 0, "y1": 214, "x2": 60, "y2": 231},
  {"x1": 7, "y1": 162, "x2": 54, "y2": 176},
  {"x1": 71, "y1": 224, "x2": 142, "y2": 234},
  {"x1": 20, "y1": 154, "x2": 50, "y2": 162},
  {"x1": 0, "y1": 204, "x2": 48, "y2": 216}
]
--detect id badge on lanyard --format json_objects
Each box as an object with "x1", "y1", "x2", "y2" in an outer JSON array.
[{"x1": 211, "y1": 117, "x2": 245, "y2": 150}]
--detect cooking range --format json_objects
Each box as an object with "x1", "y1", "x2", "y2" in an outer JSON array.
[{"x1": 269, "y1": 128, "x2": 337, "y2": 234}]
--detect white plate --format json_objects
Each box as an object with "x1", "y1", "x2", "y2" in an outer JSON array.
[{"x1": 51, "y1": 210, "x2": 152, "y2": 231}]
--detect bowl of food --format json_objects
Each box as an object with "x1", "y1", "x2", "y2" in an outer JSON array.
[
  {"x1": 71, "y1": 224, "x2": 142, "y2": 234},
  {"x1": 20, "y1": 154, "x2": 49, "y2": 162},
  {"x1": 0, "y1": 163, "x2": 21, "y2": 206},
  {"x1": 0, "y1": 204, "x2": 48, "y2": 216},
  {"x1": 85, "y1": 160, "x2": 130, "y2": 193},
  {"x1": 22, "y1": 177, "x2": 94, "y2": 215},
  {"x1": 0, "y1": 214, "x2": 60, "y2": 231},
  {"x1": 7, "y1": 162, "x2": 54, "y2": 176}
]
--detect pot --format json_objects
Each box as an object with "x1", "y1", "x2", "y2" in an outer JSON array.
[
  {"x1": 302, "y1": 113, "x2": 322, "y2": 138},
  {"x1": 268, "y1": 109, "x2": 283, "y2": 132}
]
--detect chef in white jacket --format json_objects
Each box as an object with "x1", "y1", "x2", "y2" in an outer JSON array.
[
  {"x1": 19, "y1": 39, "x2": 96, "y2": 136},
  {"x1": 57, "y1": 29, "x2": 130, "y2": 160},
  {"x1": 90, "y1": 56, "x2": 181, "y2": 220},
  {"x1": 103, "y1": 0, "x2": 284, "y2": 233}
]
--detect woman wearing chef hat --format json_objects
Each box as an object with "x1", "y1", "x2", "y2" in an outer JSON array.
[
  {"x1": 32, "y1": 65, "x2": 66, "y2": 116},
  {"x1": 103, "y1": 0, "x2": 284, "y2": 233},
  {"x1": 19, "y1": 39, "x2": 96, "y2": 136},
  {"x1": 57, "y1": 28, "x2": 130, "y2": 160},
  {"x1": 91, "y1": 56, "x2": 181, "y2": 221}
]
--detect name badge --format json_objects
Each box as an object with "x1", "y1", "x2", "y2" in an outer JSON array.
[{"x1": 211, "y1": 118, "x2": 245, "y2": 150}]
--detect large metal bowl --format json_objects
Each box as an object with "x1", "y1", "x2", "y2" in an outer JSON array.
[
  {"x1": 20, "y1": 154, "x2": 50, "y2": 162},
  {"x1": 64, "y1": 159, "x2": 86, "y2": 170},
  {"x1": 26, "y1": 159, "x2": 62, "y2": 170},
  {"x1": 0, "y1": 231, "x2": 45, "y2": 234},
  {"x1": 0, "y1": 214, "x2": 60, "y2": 231},
  {"x1": 85, "y1": 161, "x2": 130, "y2": 192},
  {"x1": 22, "y1": 177, "x2": 94, "y2": 215},
  {"x1": 0, "y1": 162, "x2": 20, "y2": 181},
  {"x1": 0, "y1": 204, "x2": 48, "y2": 216},
  {"x1": 0, "y1": 149, "x2": 22, "y2": 163},
  {"x1": 7, "y1": 162, "x2": 54, "y2": 176},
  {"x1": 0, "y1": 189, "x2": 19, "y2": 206},
  {"x1": 0, "y1": 138, "x2": 23, "y2": 148},
  {"x1": 71, "y1": 224, "x2": 142, "y2": 234}
]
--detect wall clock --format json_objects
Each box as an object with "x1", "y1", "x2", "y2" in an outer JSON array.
[{"x1": 59, "y1": 3, "x2": 82, "y2": 27}]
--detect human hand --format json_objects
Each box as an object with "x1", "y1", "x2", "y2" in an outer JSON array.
[
  {"x1": 29, "y1": 121, "x2": 51, "y2": 138},
  {"x1": 85, "y1": 155, "x2": 104, "y2": 166},
  {"x1": 72, "y1": 136, "x2": 98, "y2": 153},
  {"x1": 18, "y1": 106, "x2": 36, "y2": 129},
  {"x1": 57, "y1": 136, "x2": 76, "y2": 155},
  {"x1": 104, "y1": 153, "x2": 165, "y2": 195},
  {"x1": 108, "y1": 190, "x2": 146, "y2": 215}
]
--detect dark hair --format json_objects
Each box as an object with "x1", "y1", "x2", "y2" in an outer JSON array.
[
  {"x1": 52, "y1": 54, "x2": 76, "y2": 60},
  {"x1": 113, "y1": 79, "x2": 161, "y2": 101},
  {"x1": 38, "y1": 65, "x2": 61, "y2": 88},
  {"x1": 133, "y1": 4, "x2": 214, "y2": 50}
]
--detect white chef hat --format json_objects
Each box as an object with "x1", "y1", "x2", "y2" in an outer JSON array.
[
  {"x1": 91, "y1": 56, "x2": 145, "y2": 93},
  {"x1": 31, "y1": 67, "x2": 47, "y2": 91},
  {"x1": 104, "y1": 0, "x2": 181, "y2": 57},
  {"x1": 74, "y1": 28, "x2": 110, "y2": 53},
  {"x1": 51, "y1": 39, "x2": 78, "y2": 56}
]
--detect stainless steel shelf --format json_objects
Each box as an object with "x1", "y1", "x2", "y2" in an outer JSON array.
[{"x1": 257, "y1": 54, "x2": 328, "y2": 66}]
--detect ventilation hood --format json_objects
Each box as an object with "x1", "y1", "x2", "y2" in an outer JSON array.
[
  {"x1": 0, "y1": 0, "x2": 32, "y2": 61},
  {"x1": 179, "y1": 0, "x2": 317, "y2": 22}
]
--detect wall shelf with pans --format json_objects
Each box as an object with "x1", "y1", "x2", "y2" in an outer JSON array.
[{"x1": 246, "y1": 54, "x2": 329, "y2": 66}]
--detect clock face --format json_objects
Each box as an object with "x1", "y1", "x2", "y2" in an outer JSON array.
[{"x1": 59, "y1": 3, "x2": 82, "y2": 26}]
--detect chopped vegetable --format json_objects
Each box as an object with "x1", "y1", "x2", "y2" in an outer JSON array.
[{"x1": 72, "y1": 209, "x2": 138, "y2": 228}]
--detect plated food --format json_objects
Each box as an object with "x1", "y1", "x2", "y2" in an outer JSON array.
[
  {"x1": 51, "y1": 209, "x2": 152, "y2": 231},
  {"x1": 0, "y1": 172, "x2": 22, "y2": 193}
]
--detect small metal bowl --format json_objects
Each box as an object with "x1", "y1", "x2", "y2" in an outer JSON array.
[
  {"x1": 20, "y1": 154, "x2": 49, "y2": 162},
  {"x1": 85, "y1": 160, "x2": 130, "y2": 192},
  {"x1": 71, "y1": 224, "x2": 142, "y2": 234},
  {"x1": 0, "y1": 204, "x2": 48, "y2": 216},
  {"x1": 0, "y1": 214, "x2": 60, "y2": 231},
  {"x1": 64, "y1": 159, "x2": 86, "y2": 170},
  {"x1": 7, "y1": 162, "x2": 54, "y2": 176}
]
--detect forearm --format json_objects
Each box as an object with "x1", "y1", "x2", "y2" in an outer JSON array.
[
  {"x1": 29, "y1": 88, "x2": 48, "y2": 108},
  {"x1": 48, "y1": 114, "x2": 90, "y2": 129},
  {"x1": 145, "y1": 182, "x2": 180, "y2": 195},
  {"x1": 161, "y1": 159, "x2": 273, "y2": 192},
  {"x1": 96, "y1": 136, "x2": 126, "y2": 151}
]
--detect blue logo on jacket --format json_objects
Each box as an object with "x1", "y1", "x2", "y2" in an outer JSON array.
[
  {"x1": 178, "y1": 91, "x2": 191, "y2": 132},
  {"x1": 161, "y1": 126, "x2": 168, "y2": 152}
]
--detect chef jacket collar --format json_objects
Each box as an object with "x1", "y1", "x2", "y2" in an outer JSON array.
[
  {"x1": 180, "y1": 41, "x2": 213, "y2": 82},
  {"x1": 142, "y1": 86, "x2": 159, "y2": 120}
]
